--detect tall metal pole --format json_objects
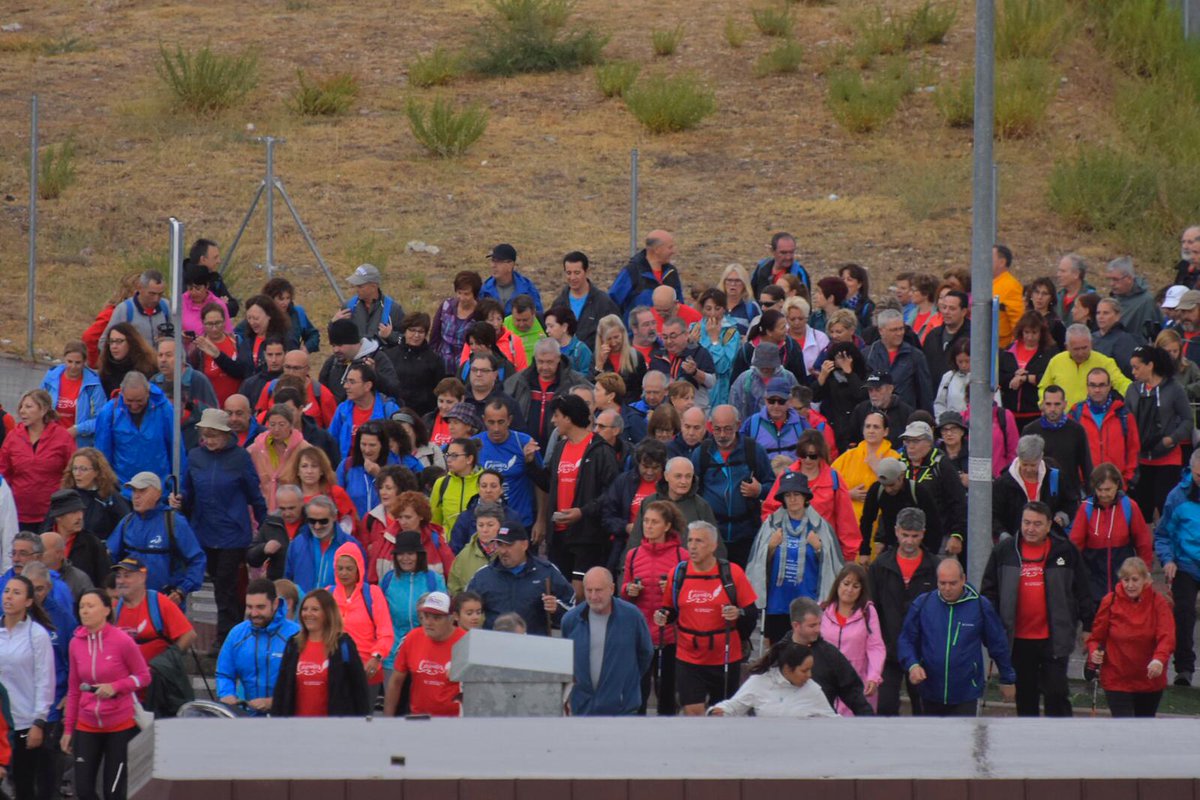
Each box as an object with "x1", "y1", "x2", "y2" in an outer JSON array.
[
  {"x1": 967, "y1": 0, "x2": 996, "y2": 591},
  {"x1": 991, "y1": 163, "x2": 998, "y2": 242},
  {"x1": 629, "y1": 148, "x2": 639, "y2": 257},
  {"x1": 27, "y1": 95, "x2": 38, "y2": 361},
  {"x1": 264, "y1": 137, "x2": 276, "y2": 280},
  {"x1": 168, "y1": 218, "x2": 185, "y2": 487}
]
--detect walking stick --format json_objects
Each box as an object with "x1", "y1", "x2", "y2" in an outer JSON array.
[
  {"x1": 1090, "y1": 652, "x2": 1103, "y2": 718},
  {"x1": 723, "y1": 618, "x2": 733, "y2": 698},
  {"x1": 653, "y1": 576, "x2": 665, "y2": 698},
  {"x1": 191, "y1": 647, "x2": 215, "y2": 700},
  {"x1": 544, "y1": 577, "x2": 554, "y2": 635}
]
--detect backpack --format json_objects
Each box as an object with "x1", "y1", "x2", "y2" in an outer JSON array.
[
  {"x1": 117, "y1": 510, "x2": 183, "y2": 578},
  {"x1": 1085, "y1": 495, "x2": 1133, "y2": 528},
  {"x1": 116, "y1": 590, "x2": 167, "y2": 640},
  {"x1": 347, "y1": 295, "x2": 395, "y2": 330},
  {"x1": 379, "y1": 569, "x2": 439, "y2": 596},
  {"x1": 1068, "y1": 402, "x2": 1129, "y2": 438},
  {"x1": 671, "y1": 558, "x2": 738, "y2": 613},
  {"x1": 123, "y1": 297, "x2": 172, "y2": 328}
]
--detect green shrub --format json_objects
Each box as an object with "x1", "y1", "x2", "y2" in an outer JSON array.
[
  {"x1": 406, "y1": 97, "x2": 489, "y2": 157},
  {"x1": 852, "y1": 7, "x2": 907, "y2": 61},
  {"x1": 852, "y1": 3, "x2": 955, "y2": 65},
  {"x1": 934, "y1": 71, "x2": 974, "y2": 127},
  {"x1": 596, "y1": 60, "x2": 641, "y2": 97},
  {"x1": 623, "y1": 72, "x2": 716, "y2": 133},
  {"x1": 470, "y1": 0, "x2": 608, "y2": 76},
  {"x1": 1047, "y1": 146, "x2": 1157, "y2": 232},
  {"x1": 38, "y1": 137, "x2": 77, "y2": 200},
  {"x1": 996, "y1": 0, "x2": 1072, "y2": 60},
  {"x1": 753, "y1": 5, "x2": 794, "y2": 37},
  {"x1": 904, "y1": 0, "x2": 957, "y2": 46},
  {"x1": 39, "y1": 34, "x2": 94, "y2": 56},
  {"x1": 652, "y1": 25, "x2": 684, "y2": 56},
  {"x1": 995, "y1": 58, "x2": 1055, "y2": 138},
  {"x1": 409, "y1": 47, "x2": 464, "y2": 88},
  {"x1": 1115, "y1": 78, "x2": 1200, "y2": 162},
  {"x1": 754, "y1": 39, "x2": 804, "y2": 76},
  {"x1": 887, "y1": 158, "x2": 970, "y2": 221},
  {"x1": 1099, "y1": 0, "x2": 1191, "y2": 80},
  {"x1": 826, "y1": 69, "x2": 903, "y2": 132},
  {"x1": 156, "y1": 44, "x2": 259, "y2": 114},
  {"x1": 289, "y1": 70, "x2": 359, "y2": 116},
  {"x1": 724, "y1": 17, "x2": 748, "y2": 48}
]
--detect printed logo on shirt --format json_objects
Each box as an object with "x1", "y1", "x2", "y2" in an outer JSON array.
[
  {"x1": 557, "y1": 461, "x2": 580, "y2": 479},
  {"x1": 416, "y1": 660, "x2": 448, "y2": 677},
  {"x1": 297, "y1": 659, "x2": 330, "y2": 676},
  {"x1": 148, "y1": 535, "x2": 164, "y2": 548},
  {"x1": 685, "y1": 588, "x2": 722, "y2": 604},
  {"x1": 484, "y1": 456, "x2": 519, "y2": 473}
]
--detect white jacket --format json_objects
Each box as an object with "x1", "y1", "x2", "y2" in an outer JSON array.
[
  {"x1": 711, "y1": 668, "x2": 838, "y2": 718},
  {"x1": 0, "y1": 617, "x2": 56, "y2": 728},
  {"x1": 0, "y1": 477, "x2": 18, "y2": 573}
]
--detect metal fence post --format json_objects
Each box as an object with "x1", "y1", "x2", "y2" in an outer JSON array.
[
  {"x1": 168, "y1": 218, "x2": 185, "y2": 484},
  {"x1": 264, "y1": 136, "x2": 276, "y2": 280},
  {"x1": 28, "y1": 95, "x2": 38, "y2": 361},
  {"x1": 629, "y1": 148, "x2": 639, "y2": 258}
]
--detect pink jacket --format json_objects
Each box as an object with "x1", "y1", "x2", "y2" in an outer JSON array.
[
  {"x1": 248, "y1": 429, "x2": 307, "y2": 510},
  {"x1": 820, "y1": 602, "x2": 885, "y2": 715},
  {"x1": 330, "y1": 542, "x2": 394, "y2": 685},
  {"x1": 64, "y1": 623, "x2": 151, "y2": 734}
]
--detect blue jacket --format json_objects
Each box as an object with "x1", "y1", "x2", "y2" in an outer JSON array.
[
  {"x1": 329, "y1": 394, "x2": 401, "y2": 460},
  {"x1": 336, "y1": 453, "x2": 407, "y2": 519},
  {"x1": 448, "y1": 499, "x2": 523, "y2": 554},
  {"x1": 381, "y1": 568, "x2": 447, "y2": 668},
  {"x1": 690, "y1": 436, "x2": 776, "y2": 543},
  {"x1": 181, "y1": 441, "x2": 268, "y2": 550},
  {"x1": 215, "y1": 600, "x2": 300, "y2": 712},
  {"x1": 1156, "y1": 469, "x2": 1200, "y2": 580},
  {"x1": 283, "y1": 526, "x2": 363, "y2": 595},
  {"x1": 608, "y1": 250, "x2": 684, "y2": 321},
  {"x1": 896, "y1": 583, "x2": 1016, "y2": 706},
  {"x1": 751, "y1": 257, "x2": 811, "y2": 295},
  {"x1": 480, "y1": 270, "x2": 544, "y2": 315},
  {"x1": 740, "y1": 408, "x2": 810, "y2": 459},
  {"x1": 94, "y1": 382, "x2": 182, "y2": 488},
  {"x1": 288, "y1": 304, "x2": 321, "y2": 353},
  {"x1": 467, "y1": 555, "x2": 575, "y2": 636},
  {"x1": 106, "y1": 506, "x2": 207, "y2": 595},
  {"x1": 561, "y1": 598, "x2": 653, "y2": 716},
  {"x1": 41, "y1": 365, "x2": 106, "y2": 447},
  {"x1": 560, "y1": 338, "x2": 594, "y2": 377}
]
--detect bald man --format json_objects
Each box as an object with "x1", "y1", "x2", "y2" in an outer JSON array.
[
  {"x1": 561, "y1": 567, "x2": 654, "y2": 716},
  {"x1": 670, "y1": 406, "x2": 709, "y2": 458},
  {"x1": 223, "y1": 394, "x2": 260, "y2": 448},
  {"x1": 651, "y1": 284, "x2": 701, "y2": 331},
  {"x1": 610, "y1": 229, "x2": 684, "y2": 320},
  {"x1": 252, "y1": 350, "x2": 338, "y2": 428},
  {"x1": 40, "y1": 531, "x2": 93, "y2": 602}
]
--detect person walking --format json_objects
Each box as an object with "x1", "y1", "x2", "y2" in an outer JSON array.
[{"x1": 271, "y1": 589, "x2": 370, "y2": 717}]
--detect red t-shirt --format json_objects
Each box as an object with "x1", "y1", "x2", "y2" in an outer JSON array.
[
  {"x1": 395, "y1": 626, "x2": 466, "y2": 717},
  {"x1": 1015, "y1": 538, "x2": 1051, "y2": 640},
  {"x1": 57, "y1": 373, "x2": 83, "y2": 429},
  {"x1": 116, "y1": 594, "x2": 195, "y2": 662},
  {"x1": 608, "y1": 353, "x2": 623, "y2": 373},
  {"x1": 430, "y1": 415, "x2": 453, "y2": 447},
  {"x1": 351, "y1": 404, "x2": 374, "y2": 439},
  {"x1": 251, "y1": 336, "x2": 265, "y2": 365},
  {"x1": 668, "y1": 561, "x2": 757, "y2": 666},
  {"x1": 295, "y1": 639, "x2": 331, "y2": 717},
  {"x1": 652, "y1": 305, "x2": 702, "y2": 331},
  {"x1": 1022, "y1": 479, "x2": 1040, "y2": 502},
  {"x1": 897, "y1": 552, "x2": 922, "y2": 585},
  {"x1": 630, "y1": 478, "x2": 658, "y2": 523},
  {"x1": 1012, "y1": 342, "x2": 1037, "y2": 371},
  {"x1": 205, "y1": 336, "x2": 242, "y2": 406},
  {"x1": 887, "y1": 349, "x2": 899, "y2": 365},
  {"x1": 555, "y1": 435, "x2": 592, "y2": 531}
]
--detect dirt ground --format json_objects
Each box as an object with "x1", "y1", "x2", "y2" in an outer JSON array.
[{"x1": 0, "y1": 0, "x2": 1174, "y2": 362}]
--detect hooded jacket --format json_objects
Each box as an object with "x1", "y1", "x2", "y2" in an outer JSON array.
[
  {"x1": 0, "y1": 420, "x2": 75, "y2": 523},
  {"x1": 992, "y1": 458, "x2": 1078, "y2": 541},
  {"x1": 747, "y1": 506, "x2": 844, "y2": 612},
  {"x1": 762, "y1": 462, "x2": 862, "y2": 561},
  {"x1": 182, "y1": 440, "x2": 268, "y2": 550},
  {"x1": 1086, "y1": 583, "x2": 1175, "y2": 694},
  {"x1": 106, "y1": 506, "x2": 206, "y2": 595},
  {"x1": 740, "y1": 408, "x2": 810, "y2": 458},
  {"x1": 75, "y1": 487, "x2": 132, "y2": 545},
  {"x1": 247, "y1": 428, "x2": 307, "y2": 510},
  {"x1": 215, "y1": 600, "x2": 301, "y2": 711},
  {"x1": 620, "y1": 531, "x2": 688, "y2": 646},
  {"x1": 329, "y1": 393, "x2": 402, "y2": 460},
  {"x1": 383, "y1": 339, "x2": 445, "y2": 416},
  {"x1": 863, "y1": 339, "x2": 934, "y2": 412},
  {"x1": 329, "y1": 542, "x2": 394, "y2": 684},
  {"x1": 1068, "y1": 494, "x2": 1153, "y2": 602},
  {"x1": 448, "y1": 497, "x2": 523, "y2": 554},
  {"x1": 63, "y1": 622, "x2": 151, "y2": 734},
  {"x1": 1155, "y1": 471, "x2": 1200, "y2": 581},
  {"x1": 820, "y1": 601, "x2": 886, "y2": 715},
  {"x1": 318, "y1": 338, "x2": 404, "y2": 405},
  {"x1": 246, "y1": 513, "x2": 290, "y2": 581},
  {"x1": 608, "y1": 250, "x2": 683, "y2": 320},
  {"x1": 41, "y1": 365, "x2": 106, "y2": 447},
  {"x1": 430, "y1": 468, "x2": 483, "y2": 534},
  {"x1": 1068, "y1": 396, "x2": 1139, "y2": 484},
  {"x1": 283, "y1": 525, "x2": 363, "y2": 595},
  {"x1": 897, "y1": 583, "x2": 1016, "y2": 706},
  {"x1": 504, "y1": 359, "x2": 589, "y2": 447},
  {"x1": 94, "y1": 382, "x2": 181, "y2": 487},
  {"x1": 381, "y1": 567, "x2": 448, "y2": 669},
  {"x1": 561, "y1": 598, "x2": 654, "y2": 716},
  {"x1": 1113, "y1": 277, "x2": 1162, "y2": 341},
  {"x1": 448, "y1": 532, "x2": 495, "y2": 596},
  {"x1": 711, "y1": 667, "x2": 837, "y2": 718},
  {"x1": 1124, "y1": 377, "x2": 1193, "y2": 462},
  {"x1": 362, "y1": 506, "x2": 454, "y2": 584},
  {"x1": 544, "y1": 435, "x2": 621, "y2": 549}
]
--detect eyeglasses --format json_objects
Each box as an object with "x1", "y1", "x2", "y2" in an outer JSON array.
[
  {"x1": 799, "y1": 452, "x2": 820, "y2": 460},
  {"x1": 203, "y1": 320, "x2": 225, "y2": 328},
  {"x1": 1086, "y1": 383, "x2": 1110, "y2": 389},
  {"x1": 766, "y1": 397, "x2": 788, "y2": 405},
  {"x1": 109, "y1": 337, "x2": 128, "y2": 345},
  {"x1": 446, "y1": 452, "x2": 467, "y2": 460},
  {"x1": 470, "y1": 367, "x2": 496, "y2": 375},
  {"x1": 308, "y1": 518, "x2": 332, "y2": 527}
]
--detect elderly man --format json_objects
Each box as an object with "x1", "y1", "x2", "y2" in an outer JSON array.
[
  {"x1": 863, "y1": 309, "x2": 932, "y2": 412},
  {"x1": 610, "y1": 230, "x2": 684, "y2": 321},
  {"x1": 551, "y1": 251, "x2": 619, "y2": 347},
  {"x1": 283, "y1": 495, "x2": 361, "y2": 594},
  {"x1": 1092, "y1": 297, "x2": 1142, "y2": 377},
  {"x1": 651, "y1": 284, "x2": 701, "y2": 330},
  {"x1": 153, "y1": 336, "x2": 218, "y2": 409},
  {"x1": 101, "y1": 269, "x2": 171, "y2": 348},
  {"x1": 982, "y1": 501, "x2": 1093, "y2": 717},
  {"x1": 992, "y1": 244, "x2": 1025, "y2": 348},
  {"x1": 922, "y1": 289, "x2": 970, "y2": 387},
  {"x1": 253, "y1": 349, "x2": 337, "y2": 428},
  {"x1": 649, "y1": 317, "x2": 715, "y2": 409},
  {"x1": 247, "y1": 484, "x2": 304, "y2": 580},
  {"x1": 670, "y1": 406, "x2": 709, "y2": 459},
  {"x1": 95, "y1": 371, "x2": 179, "y2": 489},
  {"x1": 107, "y1": 472, "x2": 207, "y2": 603},
  {"x1": 1022, "y1": 385, "x2": 1092, "y2": 501},
  {"x1": 849, "y1": 371, "x2": 913, "y2": 449},
  {"x1": 44, "y1": 488, "x2": 110, "y2": 586},
  {"x1": 1039, "y1": 323, "x2": 1131, "y2": 406},
  {"x1": 319, "y1": 317, "x2": 403, "y2": 404},
  {"x1": 900, "y1": 422, "x2": 966, "y2": 557},
  {"x1": 900, "y1": 558, "x2": 1016, "y2": 716},
  {"x1": 992, "y1": 435, "x2": 1078, "y2": 542},
  {"x1": 480, "y1": 243, "x2": 543, "y2": 315},
  {"x1": 562, "y1": 567, "x2": 654, "y2": 716},
  {"x1": 860, "y1": 457, "x2": 943, "y2": 558},
  {"x1": 1107, "y1": 256, "x2": 1161, "y2": 340},
  {"x1": 729, "y1": 344, "x2": 799, "y2": 422},
  {"x1": 0, "y1": 532, "x2": 75, "y2": 618},
  {"x1": 223, "y1": 392, "x2": 261, "y2": 447},
  {"x1": 740, "y1": 377, "x2": 809, "y2": 458},
  {"x1": 626, "y1": 456, "x2": 719, "y2": 557},
  {"x1": 751, "y1": 232, "x2": 810, "y2": 295},
  {"x1": 333, "y1": 262, "x2": 405, "y2": 344},
  {"x1": 504, "y1": 338, "x2": 588, "y2": 448},
  {"x1": 39, "y1": 531, "x2": 91, "y2": 602},
  {"x1": 468, "y1": 522, "x2": 575, "y2": 635},
  {"x1": 630, "y1": 369, "x2": 669, "y2": 419},
  {"x1": 1173, "y1": 225, "x2": 1200, "y2": 289},
  {"x1": 1056, "y1": 253, "x2": 1095, "y2": 319}
]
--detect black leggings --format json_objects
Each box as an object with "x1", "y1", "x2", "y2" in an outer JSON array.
[
  {"x1": 1104, "y1": 690, "x2": 1163, "y2": 718},
  {"x1": 11, "y1": 727, "x2": 51, "y2": 800},
  {"x1": 639, "y1": 644, "x2": 677, "y2": 716},
  {"x1": 73, "y1": 727, "x2": 139, "y2": 800}
]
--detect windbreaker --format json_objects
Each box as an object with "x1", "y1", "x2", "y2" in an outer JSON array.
[
  {"x1": 329, "y1": 542, "x2": 394, "y2": 685},
  {"x1": 94, "y1": 382, "x2": 181, "y2": 487},
  {"x1": 63, "y1": 622, "x2": 150, "y2": 734},
  {"x1": 41, "y1": 365, "x2": 106, "y2": 447},
  {"x1": 215, "y1": 600, "x2": 301, "y2": 711}
]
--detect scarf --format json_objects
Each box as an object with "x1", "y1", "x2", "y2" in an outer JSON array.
[
  {"x1": 774, "y1": 513, "x2": 813, "y2": 588},
  {"x1": 1038, "y1": 414, "x2": 1067, "y2": 431}
]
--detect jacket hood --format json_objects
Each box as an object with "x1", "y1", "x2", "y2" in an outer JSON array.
[
  {"x1": 935, "y1": 581, "x2": 981, "y2": 606},
  {"x1": 334, "y1": 541, "x2": 367, "y2": 596},
  {"x1": 356, "y1": 338, "x2": 381, "y2": 360},
  {"x1": 1006, "y1": 457, "x2": 1046, "y2": 487},
  {"x1": 258, "y1": 597, "x2": 293, "y2": 635},
  {"x1": 122, "y1": 381, "x2": 167, "y2": 410}
]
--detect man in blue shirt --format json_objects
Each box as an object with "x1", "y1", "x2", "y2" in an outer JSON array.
[
  {"x1": 474, "y1": 399, "x2": 547, "y2": 533},
  {"x1": 217, "y1": 578, "x2": 300, "y2": 715},
  {"x1": 480, "y1": 244, "x2": 543, "y2": 315}
]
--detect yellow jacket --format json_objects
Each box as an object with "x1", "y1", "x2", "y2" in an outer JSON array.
[
  {"x1": 830, "y1": 439, "x2": 901, "y2": 522},
  {"x1": 993, "y1": 270, "x2": 1025, "y2": 348},
  {"x1": 1037, "y1": 350, "x2": 1132, "y2": 406}
]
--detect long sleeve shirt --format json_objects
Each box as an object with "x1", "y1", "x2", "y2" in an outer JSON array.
[{"x1": 0, "y1": 618, "x2": 56, "y2": 729}]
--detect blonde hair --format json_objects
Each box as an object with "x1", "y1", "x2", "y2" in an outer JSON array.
[
  {"x1": 1117, "y1": 556, "x2": 1151, "y2": 581},
  {"x1": 19, "y1": 389, "x2": 58, "y2": 424},
  {"x1": 594, "y1": 314, "x2": 637, "y2": 375},
  {"x1": 782, "y1": 296, "x2": 811, "y2": 318},
  {"x1": 720, "y1": 263, "x2": 752, "y2": 301},
  {"x1": 826, "y1": 308, "x2": 858, "y2": 332}
]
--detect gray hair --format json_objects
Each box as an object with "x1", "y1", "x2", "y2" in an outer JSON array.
[
  {"x1": 21, "y1": 561, "x2": 50, "y2": 582},
  {"x1": 896, "y1": 507, "x2": 926, "y2": 532},
  {"x1": 1062, "y1": 253, "x2": 1088, "y2": 278},
  {"x1": 788, "y1": 596, "x2": 822, "y2": 624},
  {"x1": 276, "y1": 484, "x2": 304, "y2": 503},
  {"x1": 876, "y1": 308, "x2": 903, "y2": 327},
  {"x1": 629, "y1": 305, "x2": 655, "y2": 326},
  {"x1": 121, "y1": 371, "x2": 150, "y2": 393},
  {"x1": 533, "y1": 338, "x2": 560, "y2": 358},
  {"x1": 1065, "y1": 323, "x2": 1092, "y2": 343},
  {"x1": 304, "y1": 494, "x2": 338, "y2": 519},
  {"x1": 666, "y1": 456, "x2": 694, "y2": 474},
  {"x1": 475, "y1": 500, "x2": 505, "y2": 522},
  {"x1": 662, "y1": 316, "x2": 687, "y2": 332},
  {"x1": 14, "y1": 531, "x2": 44, "y2": 555},
  {"x1": 1097, "y1": 297, "x2": 1122, "y2": 315},
  {"x1": 642, "y1": 370, "x2": 669, "y2": 390},
  {"x1": 494, "y1": 612, "x2": 527, "y2": 633},
  {"x1": 1016, "y1": 434, "x2": 1045, "y2": 463},
  {"x1": 1107, "y1": 255, "x2": 1135, "y2": 278},
  {"x1": 140, "y1": 270, "x2": 165, "y2": 287},
  {"x1": 687, "y1": 520, "x2": 719, "y2": 544},
  {"x1": 598, "y1": 409, "x2": 623, "y2": 432}
]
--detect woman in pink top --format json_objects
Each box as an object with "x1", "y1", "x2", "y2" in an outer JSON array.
[
  {"x1": 819, "y1": 563, "x2": 885, "y2": 715},
  {"x1": 62, "y1": 589, "x2": 151, "y2": 800},
  {"x1": 179, "y1": 263, "x2": 232, "y2": 340},
  {"x1": 248, "y1": 405, "x2": 307, "y2": 510},
  {"x1": 331, "y1": 542, "x2": 394, "y2": 702}
]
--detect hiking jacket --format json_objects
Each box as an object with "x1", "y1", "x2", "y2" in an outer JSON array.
[
  {"x1": 272, "y1": 632, "x2": 370, "y2": 717},
  {"x1": 867, "y1": 547, "x2": 938, "y2": 662},
  {"x1": 94, "y1": 382, "x2": 180, "y2": 487},
  {"x1": 1086, "y1": 583, "x2": 1174, "y2": 694},
  {"x1": 608, "y1": 250, "x2": 683, "y2": 320},
  {"x1": 41, "y1": 365, "x2": 106, "y2": 447},
  {"x1": 0, "y1": 421, "x2": 75, "y2": 523},
  {"x1": 215, "y1": 601, "x2": 301, "y2": 710},
  {"x1": 106, "y1": 506, "x2": 206, "y2": 594},
  {"x1": 1068, "y1": 397, "x2": 1139, "y2": 484},
  {"x1": 63, "y1": 622, "x2": 150, "y2": 734},
  {"x1": 467, "y1": 555, "x2": 575, "y2": 636},
  {"x1": 562, "y1": 598, "x2": 654, "y2": 716},
  {"x1": 182, "y1": 440, "x2": 268, "y2": 550}
]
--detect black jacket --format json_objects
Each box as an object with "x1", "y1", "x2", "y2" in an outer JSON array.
[
  {"x1": 813, "y1": 370, "x2": 868, "y2": 451},
  {"x1": 980, "y1": 532, "x2": 1094, "y2": 658},
  {"x1": 859, "y1": 479, "x2": 942, "y2": 556},
  {"x1": 384, "y1": 341, "x2": 446, "y2": 416},
  {"x1": 543, "y1": 435, "x2": 621, "y2": 549},
  {"x1": 301, "y1": 416, "x2": 341, "y2": 468},
  {"x1": 922, "y1": 322, "x2": 969, "y2": 389},
  {"x1": 903, "y1": 448, "x2": 967, "y2": 544},
  {"x1": 867, "y1": 548, "x2": 938, "y2": 662},
  {"x1": 63, "y1": 529, "x2": 112, "y2": 588},
  {"x1": 504, "y1": 359, "x2": 588, "y2": 449},
  {"x1": 848, "y1": 396, "x2": 914, "y2": 450},
  {"x1": 992, "y1": 464, "x2": 1078, "y2": 541},
  {"x1": 272, "y1": 632, "x2": 370, "y2": 717},
  {"x1": 318, "y1": 344, "x2": 403, "y2": 406},
  {"x1": 811, "y1": 638, "x2": 874, "y2": 716},
  {"x1": 239, "y1": 369, "x2": 282, "y2": 415},
  {"x1": 246, "y1": 513, "x2": 290, "y2": 580},
  {"x1": 551, "y1": 283, "x2": 620, "y2": 350},
  {"x1": 1000, "y1": 346, "x2": 1057, "y2": 420},
  {"x1": 1021, "y1": 418, "x2": 1093, "y2": 501},
  {"x1": 75, "y1": 487, "x2": 132, "y2": 543}
]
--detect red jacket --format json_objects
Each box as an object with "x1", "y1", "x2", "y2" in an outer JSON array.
[
  {"x1": 0, "y1": 421, "x2": 76, "y2": 523},
  {"x1": 1070, "y1": 399, "x2": 1140, "y2": 485},
  {"x1": 1086, "y1": 583, "x2": 1174, "y2": 694},
  {"x1": 254, "y1": 380, "x2": 338, "y2": 429},
  {"x1": 82, "y1": 305, "x2": 116, "y2": 369},
  {"x1": 621, "y1": 531, "x2": 688, "y2": 646},
  {"x1": 761, "y1": 462, "x2": 861, "y2": 560},
  {"x1": 799, "y1": 408, "x2": 839, "y2": 461},
  {"x1": 361, "y1": 507, "x2": 454, "y2": 584},
  {"x1": 1068, "y1": 497, "x2": 1153, "y2": 566}
]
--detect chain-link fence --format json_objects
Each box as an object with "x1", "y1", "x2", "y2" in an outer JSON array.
[{"x1": 0, "y1": 357, "x2": 49, "y2": 413}]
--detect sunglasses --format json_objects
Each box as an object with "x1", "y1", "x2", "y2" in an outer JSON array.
[
  {"x1": 799, "y1": 452, "x2": 820, "y2": 460},
  {"x1": 308, "y1": 518, "x2": 332, "y2": 526},
  {"x1": 760, "y1": 301, "x2": 777, "y2": 308},
  {"x1": 766, "y1": 397, "x2": 788, "y2": 405}
]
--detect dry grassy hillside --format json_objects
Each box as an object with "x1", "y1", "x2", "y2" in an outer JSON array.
[{"x1": 0, "y1": 0, "x2": 1180, "y2": 361}]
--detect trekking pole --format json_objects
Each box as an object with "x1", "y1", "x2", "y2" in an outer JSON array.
[
  {"x1": 723, "y1": 617, "x2": 733, "y2": 697},
  {"x1": 653, "y1": 575, "x2": 665, "y2": 697},
  {"x1": 191, "y1": 647, "x2": 215, "y2": 700},
  {"x1": 1090, "y1": 653, "x2": 1103, "y2": 718},
  {"x1": 544, "y1": 577, "x2": 554, "y2": 635}
]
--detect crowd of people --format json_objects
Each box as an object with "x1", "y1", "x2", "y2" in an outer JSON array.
[{"x1": 1, "y1": 227, "x2": 1199, "y2": 795}]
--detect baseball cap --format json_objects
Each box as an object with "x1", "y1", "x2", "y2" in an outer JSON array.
[
  {"x1": 112, "y1": 557, "x2": 147, "y2": 572},
  {"x1": 865, "y1": 371, "x2": 894, "y2": 387},
  {"x1": 488, "y1": 244, "x2": 517, "y2": 262},
  {"x1": 875, "y1": 457, "x2": 906, "y2": 486},
  {"x1": 764, "y1": 376, "x2": 792, "y2": 399},
  {"x1": 1177, "y1": 289, "x2": 1200, "y2": 311},
  {"x1": 494, "y1": 523, "x2": 530, "y2": 545},
  {"x1": 1164, "y1": 285, "x2": 1189, "y2": 309},
  {"x1": 347, "y1": 263, "x2": 382, "y2": 286},
  {"x1": 901, "y1": 421, "x2": 934, "y2": 441},
  {"x1": 418, "y1": 591, "x2": 452, "y2": 615},
  {"x1": 125, "y1": 472, "x2": 162, "y2": 492}
]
